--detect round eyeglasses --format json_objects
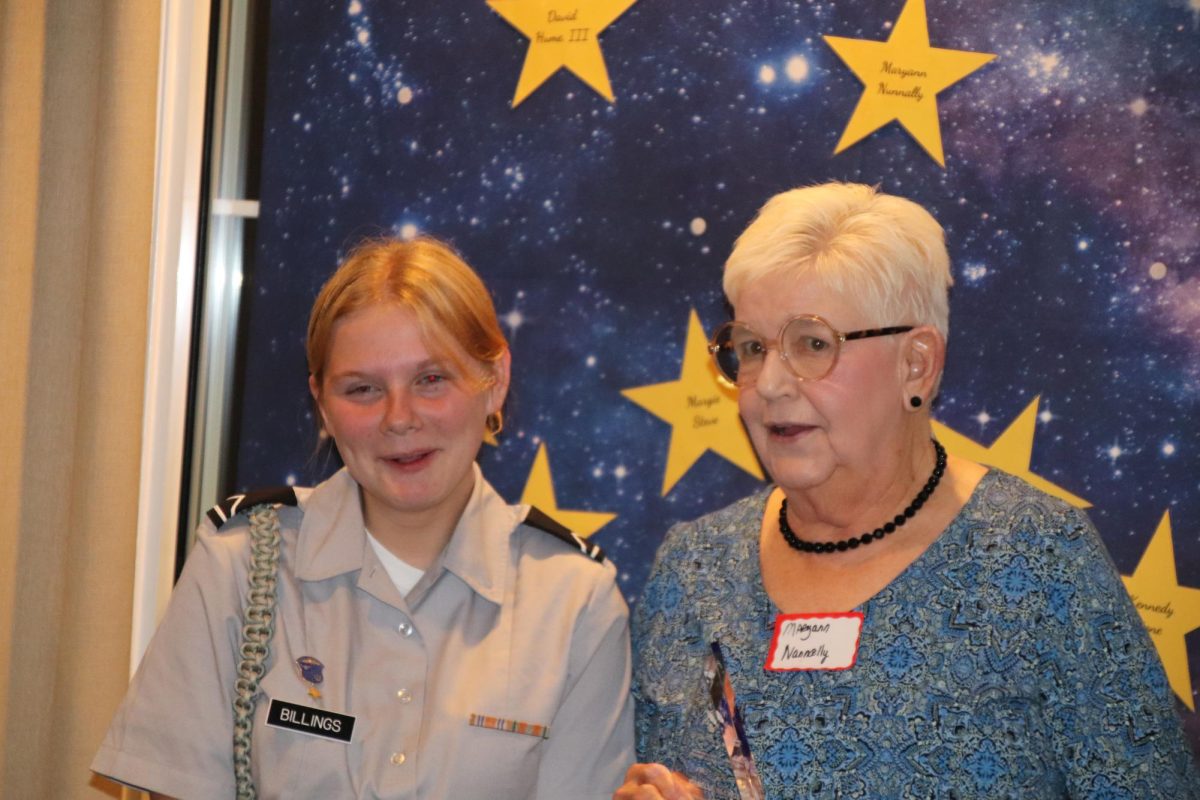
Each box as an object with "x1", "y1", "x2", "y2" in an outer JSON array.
[{"x1": 708, "y1": 314, "x2": 914, "y2": 386}]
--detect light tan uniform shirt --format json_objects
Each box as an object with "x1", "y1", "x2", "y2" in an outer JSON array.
[{"x1": 92, "y1": 466, "x2": 634, "y2": 798}]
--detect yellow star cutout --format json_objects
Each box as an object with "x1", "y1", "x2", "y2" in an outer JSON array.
[
  {"x1": 621, "y1": 309, "x2": 763, "y2": 495},
  {"x1": 932, "y1": 396, "x2": 1090, "y2": 508},
  {"x1": 1121, "y1": 512, "x2": 1200, "y2": 710},
  {"x1": 488, "y1": 0, "x2": 639, "y2": 107},
  {"x1": 519, "y1": 442, "x2": 616, "y2": 537},
  {"x1": 823, "y1": 0, "x2": 995, "y2": 166}
]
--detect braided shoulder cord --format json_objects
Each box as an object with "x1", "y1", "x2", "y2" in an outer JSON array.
[{"x1": 232, "y1": 503, "x2": 283, "y2": 800}]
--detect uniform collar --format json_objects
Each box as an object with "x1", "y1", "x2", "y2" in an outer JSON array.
[
  {"x1": 414, "y1": 463, "x2": 514, "y2": 607},
  {"x1": 293, "y1": 468, "x2": 368, "y2": 581},
  {"x1": 293, "y1": 463, "x2": 516, "y2": 607}
]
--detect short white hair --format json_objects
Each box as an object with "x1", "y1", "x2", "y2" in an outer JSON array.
[{"x1": 723, "y1": 182, "x2": 952, "y2": 337}]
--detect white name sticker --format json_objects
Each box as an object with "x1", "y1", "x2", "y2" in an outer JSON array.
[{"x1": 765, "y1": 612, "x2": 864, "y2": 671}]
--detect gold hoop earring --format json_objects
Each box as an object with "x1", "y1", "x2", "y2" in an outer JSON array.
[{"x1": 485, "y1": 411, "x2": 504, "y2": 436}]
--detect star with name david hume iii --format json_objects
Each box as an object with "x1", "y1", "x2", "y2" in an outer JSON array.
[{"x1": 488, "y1": 0, "x2": 640, "y2": 106}]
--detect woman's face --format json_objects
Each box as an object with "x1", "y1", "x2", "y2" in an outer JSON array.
[
  {"x1": 735, "y1": 272, "x2": 907, "y2": 494},
  {"x1": 310, "y1": 303, "x2": 508, "y2": 532}
]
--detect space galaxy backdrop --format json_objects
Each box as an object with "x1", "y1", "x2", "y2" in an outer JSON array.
[{"x1": 233, "y1": 0, "x2": 1200, "y2": 743}]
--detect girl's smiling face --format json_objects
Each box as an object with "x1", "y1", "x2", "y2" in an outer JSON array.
[{"x1": 310, "y1": 303, "x2": 508, "y2": 533}]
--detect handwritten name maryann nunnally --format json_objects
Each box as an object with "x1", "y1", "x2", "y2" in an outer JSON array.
[
  {"x1": 881, "y1": 61, "x2": 927, "y2": 80},
  {"x1": 780, "y1": 620, "x2": 832, "y2": 641},
  {"x1": 779, "y1": 643, "x2": 831, "y2": 664}
]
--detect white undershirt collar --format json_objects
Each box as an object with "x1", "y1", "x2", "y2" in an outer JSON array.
[{"x1": 365, "y1": 528, "x2": 426, "y2": 596}]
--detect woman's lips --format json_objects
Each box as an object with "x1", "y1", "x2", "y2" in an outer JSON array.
[
  {"x1": 767, "y1": 423, "x2": 814, "y2": 438},
  {"x1": 383, "y1": 450, "x2": 435, "y2": 471}
]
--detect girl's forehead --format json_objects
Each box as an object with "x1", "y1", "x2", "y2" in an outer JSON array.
[{"x1": 326, "y1": 305, "x2": 482, "y2": 376}]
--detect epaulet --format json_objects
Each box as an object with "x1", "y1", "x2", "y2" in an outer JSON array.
[
  {"x1": 522, "y1": 506, "x2": 606, "y2": 563},
  {"x1": 206, "y1": 487, "x2": 299, "y2": 528}
]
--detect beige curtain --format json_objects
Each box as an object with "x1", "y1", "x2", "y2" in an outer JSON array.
[{"x1": 0, "y1": 0, "x2": 161, "y2": 796}]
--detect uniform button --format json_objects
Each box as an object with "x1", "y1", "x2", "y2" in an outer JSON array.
[
  {"x1": 396, "y1": 688, "x2": 412, "y2": 704},
  {"x1": 398, "y1": 619, "x2": 414, "y2": 637},
  {"x1": 390, "y1": 751, "x2": 406, "y2": 766}
]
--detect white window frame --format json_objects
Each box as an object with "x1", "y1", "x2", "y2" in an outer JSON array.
[{"x1": 130, "y1": 0, "x2": 212, "y2": 671}]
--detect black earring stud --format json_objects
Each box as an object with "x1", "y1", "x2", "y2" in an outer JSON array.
[{"x1": 910, "y1": 396, "x2": 923, "y2": 408}]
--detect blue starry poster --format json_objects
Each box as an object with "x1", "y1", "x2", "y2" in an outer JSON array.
[{"x1": 236, "y1": 0, "x2": 1200, "y2": 749}]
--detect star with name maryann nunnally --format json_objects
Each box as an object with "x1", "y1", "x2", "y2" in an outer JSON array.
[
  {"x1": 823, "y1": 0, "x2": 995, "y2": 166},
  {"x1": 488, "y1": 0, "x2": 640, "y2": 107},
  {"x1": 932, "y1": 396, "x2": 1089, "y2": 508},
  {"x1": 520, "y1": 442, "x2": 616, "y2": 537},
  {"x1": 1121, "y1": 511, "x2": 1200, "y2": 710},
  {"x1": 622, "y1": 309, "x2": 763, "y2": 496}
]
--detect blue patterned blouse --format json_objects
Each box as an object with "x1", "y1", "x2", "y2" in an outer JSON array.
[{"x1": 633, "y1": 470, "x2": 1199, "y2": 799}]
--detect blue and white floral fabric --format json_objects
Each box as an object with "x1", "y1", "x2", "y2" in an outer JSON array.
[{"x1": 633, "y1": 470, "x2": 1199, "y2": 799}]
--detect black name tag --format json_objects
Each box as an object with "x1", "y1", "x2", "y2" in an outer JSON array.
[{"x1": 266, "y1": 699, "x2": 355, "y2": 743}]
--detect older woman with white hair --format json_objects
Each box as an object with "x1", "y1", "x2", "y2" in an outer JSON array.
[{"x1": 616, "y1": 183, "x2": 1197, "y2": 799}]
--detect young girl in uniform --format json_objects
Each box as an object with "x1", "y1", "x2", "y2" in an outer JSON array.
[{"x1": 94, "y1": 237, "x2": 634, "y2": 799}]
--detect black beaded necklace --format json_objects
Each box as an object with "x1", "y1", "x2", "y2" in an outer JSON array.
[{"x1": 779, "y1": 439, "x2": 947, "y2": 554}]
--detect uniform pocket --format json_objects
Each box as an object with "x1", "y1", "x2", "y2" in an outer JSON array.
[
  {"x1": 450, "y1": 714, "x2": 546, "y2": 798},
  {"x1": 253, "y1": 665, "x2": 359, "y2": 798}
]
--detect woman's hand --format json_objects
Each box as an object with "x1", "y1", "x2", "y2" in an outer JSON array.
[{"x1": 613, "y1": 763, "x2": 705, "y2": 799}]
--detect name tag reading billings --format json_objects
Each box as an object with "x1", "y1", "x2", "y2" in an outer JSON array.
[
  {"x1": 266, "y1": 699, "x2": 355, "y2": 743},
  {"x1": 765, "y1": 613, "x2": 864, "y2": 671}
]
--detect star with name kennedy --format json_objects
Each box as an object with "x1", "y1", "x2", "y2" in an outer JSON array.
[
  {"x1": 823, "y1": 0, "x2": 995, "y2": 166},
  {"x1": 1121, "y1": 512, "x2": 1200, "y2": 710}
]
